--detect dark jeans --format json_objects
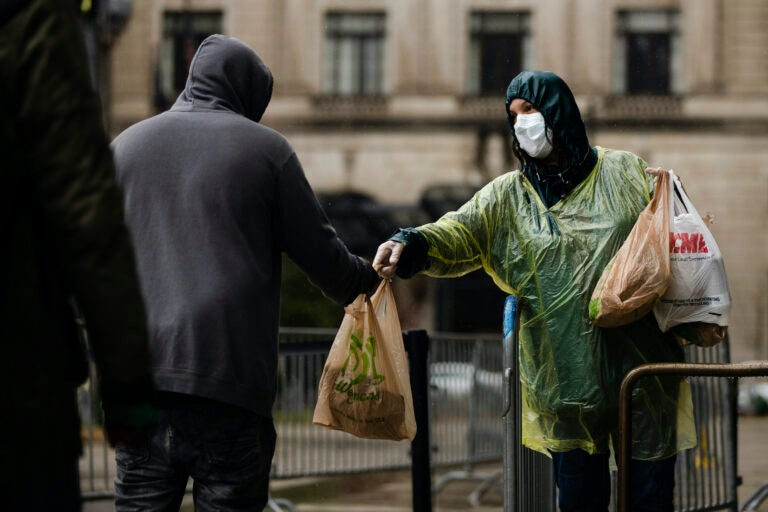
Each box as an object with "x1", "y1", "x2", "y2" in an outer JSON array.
[
  {"x1": 551, "y1": 449, "x2": 677, "y2": 512},
  {"x1": 114, "y1": 396, "x2": 276, "y2": 512}
]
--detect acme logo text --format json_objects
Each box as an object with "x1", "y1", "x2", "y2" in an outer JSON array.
[{"x1": 670, "y1": 232, "x2": 709, "y2": 254}]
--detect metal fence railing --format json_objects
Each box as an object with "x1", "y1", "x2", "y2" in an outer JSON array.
[
  {"x1": 76, "y1": 320, "x2": 764, "y2": 512},
  {"x1": 618, "y1": 359, "x2": 768, "y2": 512},
  {"x1": 674, "y1": 342, "x2": 740, "y2": 512},
  {"x1": 77, "y1": 327, "x2": 504, "y2": 508},
  {"x1": 271, "y1": 333, "x2": 414, "y2": 478},
  {"x1": 271, "y1": 329, "x2": 505, "y2": 480},
  {"x1": 497, "y1": 295, "x2": 764, "y2": 512},
  {"x1": 429, "y1": 333, "x2": 506, "y2": 506}
]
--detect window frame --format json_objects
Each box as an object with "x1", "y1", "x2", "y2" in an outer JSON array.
[
  {"x1": 613, "y1": 9, "x2": 682, "y2": 96},
  {"x1": 323, "y1": 11, "x2": 387, "y2": 96},
  {"x1": 158, "y1": 10, "x2": 223, "y2": 108},
  {"x1": 467, "y1": 11, "x2": 532, "y2": 97}
]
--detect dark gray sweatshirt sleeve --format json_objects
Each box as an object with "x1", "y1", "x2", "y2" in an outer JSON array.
[{"x1": 276, "y1": 153, "x2": 378, "y2": 305}]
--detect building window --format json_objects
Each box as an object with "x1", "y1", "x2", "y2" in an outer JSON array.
[
  {"x1": 157, "y1": 11, "x2": 222, "y2": 110},
  {"x1": 468, "y1": 12, "x2": 531, "y2": 96},
  {"x1": 323, "y1": 12, "x2": 386, "y2": 96},
  {"x1": 614, "y1": 10, "x2": 681, "y2": 95}
]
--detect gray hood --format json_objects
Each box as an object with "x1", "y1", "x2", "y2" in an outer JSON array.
[{"x1": 172, "y1": 34, "x2": 273, "y2": 122}]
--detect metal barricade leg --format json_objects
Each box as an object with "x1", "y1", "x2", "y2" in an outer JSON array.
[
  {"x1": 266, "y1": 495, "x2": 299, "y2": 512},
  {"x1": 741, "y1": 482, "x2": 768, "y2": 512},
  {"x1": 432, "y1": 337, "x2": 501, "y2": 505},
  {"x1": 405, "y1": 329, "x2": 434, "y2": 512},
  {"x1": 502, "y1": 296, "x2": 520, "y2": 512}
]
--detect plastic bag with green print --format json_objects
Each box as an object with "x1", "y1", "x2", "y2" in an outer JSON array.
[{"x1": 313, "y1": 280, "x2": 417, "y2": 441}]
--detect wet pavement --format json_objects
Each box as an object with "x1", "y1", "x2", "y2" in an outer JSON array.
[{"x1": 268, "y1": 414, "x2": 768, "y2": 512}]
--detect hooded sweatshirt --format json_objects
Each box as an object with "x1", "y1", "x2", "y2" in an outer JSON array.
[{"x1": 112, "y1": 35, "x2": 377, "y2": 417}]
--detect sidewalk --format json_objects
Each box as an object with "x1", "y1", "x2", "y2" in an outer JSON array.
[
  {"x1": 267, "y1": 462, "x2": 504, "y2": 512},
  {"x1": 83, "y1": 414, "x2": 768, "y2": 512},
  {"x1": 737, "y1": 415, "x2": 768, "y2": 510}
]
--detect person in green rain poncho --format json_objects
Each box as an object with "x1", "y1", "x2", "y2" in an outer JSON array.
[{"x1": 374, "y1": 70, "x2": 695, "y2": 512}]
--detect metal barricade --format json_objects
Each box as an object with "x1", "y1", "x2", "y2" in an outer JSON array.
[
  {"x1": 430, "y1": 333, "x2": 506, "y2": 506},
  {"x1": 617, "y1": 358, "x2": 768, "y2": 512},
  {"x1": 428, "y1": 298, "x2": 561, "y2": 510},
  {"x1": 272, "y1": 328, "x2": 435, "y2": 512},
  {"x1": 78, "y1": 359, "x2": 114, "y2": 500},
  {"x1": 497, "y1": 297, "x2": 756, "y2": 512},
  {"x1": 272, "y1": 334, "x2": 415, "y2": 478},
  {"x1": 428, "y1": 295, "x2": 556, "y2": 510},
  {"x1": 271, "y1": 329, "x2": 500, "y2": 481},
  {"x1": 675, "y1": 342, "x2": 740, "y2": 512},
  {"x1": 77, "y1": 328, "x2": 430, "y2": 503},
  {"x1": 502, "y1": 295, "x2": 556, "y2": 512},
  {"x1": 77, "y1": 327, "x2": 480, "y2": 511},
  {"x1": 78, "y1": 320, "x2": 766, "y2": 512}
]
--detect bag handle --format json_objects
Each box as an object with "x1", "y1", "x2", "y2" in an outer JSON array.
[
  {"x1": 669, "y1": 170, "x2": 705, "y2": 222},
  {"x1": 369, "y1": 278, "x2": 389, "y2": 309}
]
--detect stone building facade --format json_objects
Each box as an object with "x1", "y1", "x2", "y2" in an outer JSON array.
[{"x1": 108, "y1": 0, "x2": 768, "y2": 361}]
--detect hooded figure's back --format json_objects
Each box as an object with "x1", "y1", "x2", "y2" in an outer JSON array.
[
  {"x1": 171, "y1": 34, "x2": 273, "y2": 122},
  {"x1": 111, "y1": 35, "x2": 376, "y2": 416}
]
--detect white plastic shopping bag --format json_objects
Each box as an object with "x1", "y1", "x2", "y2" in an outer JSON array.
[{"x1": 653, "y1": 171, "x2": 731, "y2": 332}]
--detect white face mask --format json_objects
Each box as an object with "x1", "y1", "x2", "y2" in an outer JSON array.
[{"x1": 514, "y1": 112, "x2": 554, "y2": 159}]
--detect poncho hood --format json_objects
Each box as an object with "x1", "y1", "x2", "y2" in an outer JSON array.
[
  {"x1": 172, "y1": 34, "x2": 273, "y2": 123},
  {"x1": 505, "y1": 70, "x2": 590, "y2": 158}
]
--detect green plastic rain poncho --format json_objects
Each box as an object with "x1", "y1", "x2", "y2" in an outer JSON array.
[{"x1": 394, "y1": 71, "x2": 695, "y2": 460}]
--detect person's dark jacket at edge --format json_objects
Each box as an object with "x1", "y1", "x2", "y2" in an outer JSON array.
[
  {"x1": 112, "y1": 34, "x2": 379, "y2": 417},
  {"x1": 0, "y1": 0, "x2": 156, "y2": 471}
]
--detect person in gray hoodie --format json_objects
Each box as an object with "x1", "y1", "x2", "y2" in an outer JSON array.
[{"x1": 111, "y1": 34, "x2": 378, "y2": 511}]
